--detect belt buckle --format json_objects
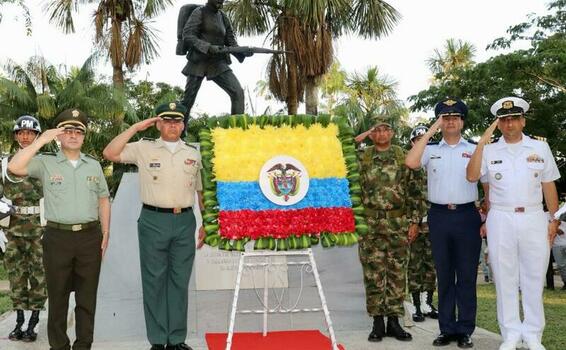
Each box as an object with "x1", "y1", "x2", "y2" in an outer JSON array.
[
  {"x1": 71, "y1": 224, "x2": 82, "y2": 231},
  {"x1": 447, "y1": 204, "x2": 457, "y2": 210},
  {"x1": 173, "y1": 207, "x2": 181, "y2": 214},
  {"x1": 514, "y1": 207, "x2": 525, "y2": 213}
]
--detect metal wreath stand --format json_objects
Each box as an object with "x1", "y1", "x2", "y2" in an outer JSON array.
[{"x1": 225, "y1": 248, "x2": 339, "y2": 350}]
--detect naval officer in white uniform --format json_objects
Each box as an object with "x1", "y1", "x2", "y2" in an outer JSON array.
[{"x1": 466, "y1": 96, "x2": 561, "y2": 350}]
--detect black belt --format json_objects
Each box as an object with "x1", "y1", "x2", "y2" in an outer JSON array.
[
  {"x1": 46, "y1": 221, "x2": 99, "y2": 232},
  {"x1": 143, "y1": 204, "x2": 191, "y2": 214},
  {"x1": 430, "y1": 202, "x2": 475, "y2": 210}
]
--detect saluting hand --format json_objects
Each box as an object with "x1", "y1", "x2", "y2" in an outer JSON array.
[
  {"x1": 479, "y1": 119, "x2": 499, "y2": 145},
  {"x1": 429, "y1": 116, "x2": 443, "y2": 134},
  {"x1": 37, "y1": 128, "x2": 65, "y2": 145},
  {"x1": 134, "y1": 117, "x2": 161, "y2": 132}
]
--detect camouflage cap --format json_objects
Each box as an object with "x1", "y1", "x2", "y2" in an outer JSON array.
[
  {"x1": 53, "y1": 109, "x2": 88, "y2": 131},
  {"x1": 371, "y1": 116, "x2": 393, "y2": 129},
  {"x1": 155, "y1": 102, "x2": 186, "y2": 120}
]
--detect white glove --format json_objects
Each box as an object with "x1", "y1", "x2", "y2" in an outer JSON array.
[{"x1": 0, "y1": 229, "x2": 7, "y2": 253}]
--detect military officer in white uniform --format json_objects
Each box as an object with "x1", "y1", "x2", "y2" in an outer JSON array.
[{"x1": 466, "y1": 97, "x2": 561, "y2": 350}]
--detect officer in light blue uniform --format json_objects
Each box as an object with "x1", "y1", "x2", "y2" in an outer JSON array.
[{"x1": 406, "y1": 97, "x2": 483, "y2": 349}]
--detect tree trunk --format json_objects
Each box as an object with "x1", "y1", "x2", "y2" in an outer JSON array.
[
  {"x1": 305, "y1": 79, "x2": 319, "y2": 115},
  {"x1": 110, "y1": 19, "x2": 124, "y2": 89},
  {"x1": 286, "y1": 55, "x2": 299, "y2": 115}
]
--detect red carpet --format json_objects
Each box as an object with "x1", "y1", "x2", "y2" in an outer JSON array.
[{"x1": 205, "y1": 330, "x2": 345, "y2": 350}]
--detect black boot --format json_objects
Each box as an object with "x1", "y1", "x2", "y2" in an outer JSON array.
[
  {"x1": 412, "y1": 292, "x2": 425, "y2": 322},
  {"x1": 368, "y1": 315, "x2": 385, "y2": 342},
  {"x1": 386, "y1": 316, "x2": 412, "y2": 341},
  {"x1": 425, "y1": 290, "x2": 439, "y2": 319},
  {"x1": 21, "y1": 310, "x2": 39, "y2": 342},
  {"x1": 8, "y1": 309, "x2": 25, "y2": 341}
]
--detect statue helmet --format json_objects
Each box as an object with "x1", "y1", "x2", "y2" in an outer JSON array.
[{"x1": 13, "y1": 115, "x2": 42, "y2": 134}]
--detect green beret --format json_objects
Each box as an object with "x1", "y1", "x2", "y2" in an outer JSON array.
[
  {"x1": 53, "y1": 109, "x2": 88, "y2": 131},
  {"x1": 155, "y1": 102, "x2": 186, "y2": 120}
]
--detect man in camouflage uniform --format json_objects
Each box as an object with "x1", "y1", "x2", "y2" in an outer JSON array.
[
  {"x1": 357, "y1": 117, "x2": 424, "y2": 343},
  {"x1": 1, "y1": 115, "x2": 47, "y2": 342},
  {"x1": 406, "y1": 126, "x2": 438, "y2": 322}
]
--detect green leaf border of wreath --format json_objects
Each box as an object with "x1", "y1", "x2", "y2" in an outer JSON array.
[{"x1": 198, "y1": 114, "x2": 368, "y2": 251}]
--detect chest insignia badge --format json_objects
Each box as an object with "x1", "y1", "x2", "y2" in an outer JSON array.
[{"x1": 495, "y1": 173, "x2": 502, "y2": 180}]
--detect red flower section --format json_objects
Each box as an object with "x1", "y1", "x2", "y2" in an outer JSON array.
[{"x1": 218, "y1": 207, "x2": 356, "y2": 240}]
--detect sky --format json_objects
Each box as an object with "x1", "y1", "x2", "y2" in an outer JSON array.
[{"x1": 0, "y1": 0, "x2": 549, "y2": 121}]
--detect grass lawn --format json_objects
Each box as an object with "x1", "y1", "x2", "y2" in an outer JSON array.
[
  {"x1": 0, "y1": 263, "x2": 10, "y2": 315},
  {"x1": 476, "y1": 284, "x2": 566, "y2": 350}
]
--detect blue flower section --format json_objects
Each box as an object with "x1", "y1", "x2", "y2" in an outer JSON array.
[{"x1": 217, "y1": 178, "x2": 352, "y2": 211}]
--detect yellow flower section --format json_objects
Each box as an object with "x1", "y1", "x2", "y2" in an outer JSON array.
[{"x1": 213, "y1": 124, "x2": 347, "y2": 182}]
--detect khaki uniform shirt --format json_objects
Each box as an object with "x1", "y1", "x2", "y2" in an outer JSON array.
[
  {"x1": 27, "y1": 151, "x2": 109, "y2": 224},
  {"x1": 120, "y1": 138, "x2": 202, "y2": 208}
]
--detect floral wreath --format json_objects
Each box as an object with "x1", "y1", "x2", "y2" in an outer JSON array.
[{"x1": 199, "y1": 114, "x2": 368, "y2": 251}]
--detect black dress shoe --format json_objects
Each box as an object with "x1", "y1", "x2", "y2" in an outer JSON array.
[
  {"x1": 150, "y1": 345, "x2": 165, "y2": 350},
  {"x1": 166, "y1": 344, "x2": 193, "y2": 350},
  {"x1": 457, "y1": 334, "x2": 473, "y2": 348},
  {"x1": 432, "y1": 333, "x2": 453, "y2": 346}
]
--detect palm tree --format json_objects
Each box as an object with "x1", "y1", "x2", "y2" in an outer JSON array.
[
  {"x1": 0, "y1": 55, "x2": 125, "y2": 152},
  {"x1": 0, "y1": 0, "x2": 32, "y2": 35},
  {"x1": 426, "y1": 38, "x2": 476, "y2": 82},
  {"x1": 327, "y1": 65, "x2": 406, "y2": 136},
  {"x1": 45, "y1": 0, "x2": 166, "y2": 88},
  {"x1": 225, "y1": 0, "x2": 400, "y2": 115}
]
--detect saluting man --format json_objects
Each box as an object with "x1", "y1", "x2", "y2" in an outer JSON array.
[
  {"x1": 466, "y1": 97, "x2": 561, "y2": 350},
  {"x1": 8, "y1": 109, "x2": 111, "y2": 350},
  {"x1": 406, "y1": 98, "x2": 484, "y2": 349},
  {"x1": 103, "y1": 102, "x2": 204, "y2": 350}
]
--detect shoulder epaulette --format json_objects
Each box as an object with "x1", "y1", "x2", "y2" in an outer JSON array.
[
  {"x1": 467, "y1": 139, "x2": 478, "y2": 145},
  {"x1": 140, "y1": 137, "x2": 156, "y2": 142},
  {"x1": 532, "y1": 135, "x2": 547, "y2": 142},
  {"x1": 491, "y1": 137, "x2": 500, "y2": 144},
  {"x1": 427, "y1": 141, "x2": 439, "y2": 145},
  {"x1": 38, "y1": 152, "x2": 56, "y2": 156},
  {"x1": 187, "y1": 144, "x2": 197, "y2": 150},
  {"x1": 85, "y1": 154, "x2": 99, "y2": 161}
]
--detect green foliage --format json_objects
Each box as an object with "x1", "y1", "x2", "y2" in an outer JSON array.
[{"x1": 409, "y1": 0, "x2": 566, "y2": 191}]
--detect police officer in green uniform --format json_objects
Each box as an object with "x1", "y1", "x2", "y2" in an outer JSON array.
[
  {"x1": 103, "y1": 102, "x2": 204, "y2": 350},
  {"x1": 406, "y1": 126, "x2": 438, "y2": 323},
  {"x1": 8, "y1": 109, "x2": 110, "y2": 350},
  {"x1": 1, "y1": 115, "x2": 47, "y2": 342},
  {"x1": 356, "y1": 117, "x2": 425, "y2": 343}
]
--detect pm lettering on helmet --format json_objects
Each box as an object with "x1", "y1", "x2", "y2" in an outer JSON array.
[{"x1": 21, "y1": 120, "x2": 35, "y2": 129}]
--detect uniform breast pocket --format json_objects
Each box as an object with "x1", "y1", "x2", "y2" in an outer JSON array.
[
  {"x1": 183, "y1": 161, "x2": 199, "y2": 176},
  {"x1": 428, "y1": 159, "x2": 443, "y2": 182},
  {"x1": 145, "y1": 163, "x2": 162, "y2": 184},
  {"x1": 487, "y1": 162, "x2": 511, "y2": 183},
  {"x1": 526, "y1": 162, "x2": 544, "y2": 183}
]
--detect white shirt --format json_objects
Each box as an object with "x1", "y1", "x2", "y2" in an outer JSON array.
[
  {"x1": 421, "y1": 137, "x2": 479, "y2": 204},
  {"x1": 480, "y1": 134, "x2": 560, "y2": 207}
]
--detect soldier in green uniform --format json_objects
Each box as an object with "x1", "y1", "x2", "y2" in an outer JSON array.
[
  {"x1": 1, "y1": 115, "x2": 47, "y2": 342},
  {"x1": 357, "y1": 117, "x2": 425, "y2": 343},
  {"x1": 8, "y1": 109, "x2": 110, "y2": 350},
  {"x1": 103, "y1": 102, "x2": 204, "y2": 350},
  {"x1": 406, "y1": 126, "x2": 438, "y2": 322}
]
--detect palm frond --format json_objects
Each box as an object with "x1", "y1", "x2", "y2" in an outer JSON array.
[
  {"x1": 45, "y1": 0, "x2": 76, "y2": 34},
  {"x1": 125, "y1": 18, "x2": 159, "y2": 69},
  {"x1": 144, "y1": 0, "x2": 173, "y2": 18},
  {"x1": 351, "y1": 0, "x2": 400, "y2": 39},
  {"x1": 224, "y1": 0, "x2": 272, "y2": 36}
]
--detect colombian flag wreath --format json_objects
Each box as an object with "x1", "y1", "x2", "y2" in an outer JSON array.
[{"x1": 199, "y1": 114, "x2": 368, "y2": 251}]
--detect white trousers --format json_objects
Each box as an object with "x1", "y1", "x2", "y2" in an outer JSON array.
[{"x1": 486, "y1": 209, "x2": 549, "y2": 343}]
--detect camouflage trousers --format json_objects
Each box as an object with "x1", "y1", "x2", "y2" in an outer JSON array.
[
  {"x1": 408, "y1": 228, "x2": 436, "y2": 293},
  {"x1": 358, "y1": 216, "x2": 409, "y2": 317},
  {"x1": 4, "y1": 233, "x2": 47, "y2": 310}
]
